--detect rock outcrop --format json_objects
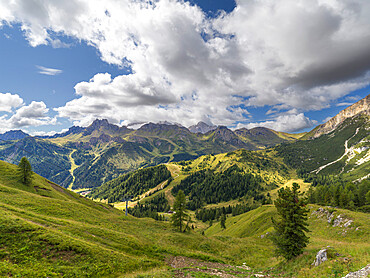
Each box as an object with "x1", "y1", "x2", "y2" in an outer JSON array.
[
  {"x1": 342, "y1": 264, "x2": 370, "y2": 278},
  {"x1": 309, "y1": 94, "x2": 370, "y2": 138},
  {"x1": 312, "y1": 248, "x2": 328, "y2": 266},
  {"x1": 189, "y1": 121, "x2": 217, "y2": 134}
]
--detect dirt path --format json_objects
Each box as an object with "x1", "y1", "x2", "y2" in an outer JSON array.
[
  {"x1": 312, "y1": 128, "x2": 360, "y2": 174},
  {"x1": 166, "y1": 256, "x2": 253, "y2": 278}
]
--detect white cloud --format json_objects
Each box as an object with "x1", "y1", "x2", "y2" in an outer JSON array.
[
  {"x1": 1, "y1": 0, "x2": 370, "y2": 131},
  {"x1": 0, "y1": 92, "x2": 23, "y2": 112},
  {"x1": 36, "y1": 65, "x2": 62, "y2": 76},
  {"x1": 236, "y1": 112, "x2": 316, "y2": 133},
  {"x1": 0, "y1": 101, "x2": 56, "y2": 132},
  {"x1": 336, "y1": 102, "x2": 354, "y2": 107}
]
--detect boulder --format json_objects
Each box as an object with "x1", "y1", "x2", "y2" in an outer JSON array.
[{"x1": 312, "y1": 248, "x2": 328, "y2": 266}]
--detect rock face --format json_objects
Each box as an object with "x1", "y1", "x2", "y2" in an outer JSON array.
[
  {"x1": 312, "y1": 248, "x2": 328, "y2": 266},
  {"x1": 310, "y1": 94, "x2": 370, "y2": 138},
  {"x1": 189, "y1": 121, "x2": 217, "y2": 134},
  {"x1": 342, "y1": 264, "x2": 370, "y2": 278}
]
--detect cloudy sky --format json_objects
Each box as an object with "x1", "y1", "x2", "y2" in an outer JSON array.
[{"x1": 0, "y1": 0, "x2": 370, "y2": 135}]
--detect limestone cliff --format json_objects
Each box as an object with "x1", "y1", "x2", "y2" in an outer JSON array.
[{"x1": 309, "y1": 94, "x2": 370, "y2": 138}]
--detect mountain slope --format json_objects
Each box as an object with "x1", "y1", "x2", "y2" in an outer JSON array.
[
  {"x1": 276, "y1": 113, "x2": 370, "y2": 180},
  {"x1": 0, "y1": 137, "x2": 72, "y2": 187},
  {"x1": 1, "y1": 159, "x2": 369, "y2": 277},
  {"x1": 0, "y1": 159, "x2": 262, "y2": 277},
  {"x1": 304, "y1": 94, "x2": 370, "y2": 139},
  {"x1": 205, "y1": 204, "x2": 370, "y2": 277},
  {"x1": 0, "y1": 130, "x2": 29, "y2": 141},
  {"x1": 91, "y1": 149, "x2": 291, "y2": 211}
]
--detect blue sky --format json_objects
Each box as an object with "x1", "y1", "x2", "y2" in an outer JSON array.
[{"x1": 0, "y1": 0, "x2": 369, "y2": 135}]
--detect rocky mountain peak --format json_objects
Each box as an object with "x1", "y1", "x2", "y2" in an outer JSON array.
[
  {"x1": 309, "y1": 94, "x2": 370, "y2": 138},
  {"x1": 189, "y1": 121, "x2": 217, "y2": 134},
  {"x1": 138, "y1": 122, "x2": 190, "y2": 134},
  {"x1": 83, "y1": 119, "x2": 119, "y2": 136}
]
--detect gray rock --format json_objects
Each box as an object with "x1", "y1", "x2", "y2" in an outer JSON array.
[
  {"x1": 333, "y1": 215, "x2": 344, "y2": 227},
  {"x1": 312, "y1": 248, "x2": 328, "y2": 266},
  {"x1": 342, "y1": 264, "x2": 370, "y2": 277},
  {"x1": 344, "y1": 220, "x2": 353, "y2": 228}
]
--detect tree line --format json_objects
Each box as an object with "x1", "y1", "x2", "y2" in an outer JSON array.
[
  {"x1": 195, "y1": 203, "x2": 259, "y2": 223},
  {"x1": 172, "y1": 165, "x2": 266, "y2": 210},
  {"x1": 306, "y1": 176, "x2": 370, "y2": 212},
  {"x1": 89, "y1": 165, "x2": 171, "y2": 202},
  {"x1": 128, "y1": 193, "x2": 170, "y2": 221}
]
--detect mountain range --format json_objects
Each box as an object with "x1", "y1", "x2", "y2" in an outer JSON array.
[
  {"x1": 0, "y1": 119, "x2": 300, "y2": 189},
  {"x1": 0, "y1": 94, "x2": 369, "y2": 190}
]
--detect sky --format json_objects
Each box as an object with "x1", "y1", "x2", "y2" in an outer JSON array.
[{"x1": 0, "y1": 0, "x2": 370, "y2": 136}]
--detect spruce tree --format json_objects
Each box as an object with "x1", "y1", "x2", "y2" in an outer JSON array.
[
  {"x1": 220, "y1": 214, "x2": 226, "y2": 229},
  {"x1": 171, "y1": 190, "x2": 189, "y2": 232},
  {"x1": 18, "y1": 157, "x2": 33, "y2": 185},
  {"x1": 271, "y1": 183, "x2": 309, "y2": 260}
]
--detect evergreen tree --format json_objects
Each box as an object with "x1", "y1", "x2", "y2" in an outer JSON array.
[
  {"x1": 171, "y1": 190, "x2": 189, "y2": 232},
  {"x1": 220, "y1": 214, "x2": 226, "y2": 229},
  {"x1": 18, "y1": 157, "x2": 33, "y2": 185},
  {"x1": 271, "y1": 183, "x2": 309, "y2": 260}
]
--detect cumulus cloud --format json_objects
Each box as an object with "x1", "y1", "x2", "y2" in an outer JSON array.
[
  {"x1": 36, "y1": 65, "x2": 62, "y2": 76},
  {"x1": 0, "y1": 100, "x2": 56, "y2": 132},
  {"x1": 1, "y1": 0, "x2": 370, "y2": 130},
  {"x1": 236, "y1": 112, "x2": 316, "y2": 133},
  {"x1": 0, "y1": 92, "x2": 23, "y2": 112}
]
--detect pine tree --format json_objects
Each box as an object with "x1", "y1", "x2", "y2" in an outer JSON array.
[
  {"x1": 171, "y1": 190, "x2": 189, "y2": 232},
  {"x1": 220, "y1": 214, "x2": 226, "y2": 229},
  {"x1": 18, "y1": 157, "x2": 33, "y2": 185},
  {"x1": 271, "y1": 183, "x2": 309, "y2": 260}
]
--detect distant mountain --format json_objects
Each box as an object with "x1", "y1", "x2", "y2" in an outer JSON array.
[
  {"x1": 304, "y1": 94, "x2": 370, "y2": 139},
  {"x1": 83, "y1": 119, "x2": 132, "y2": 136},
  {"x1": 0, "y1": 118, "x2": 298, "y2": 189},
  {"x1": 235, "y1": 127, "x2": 295, "y2": 148},
  {"x1": 0, "y1": 130, "x2": 29, "y2": 141},
  {"x1": 188, "y1": 121, "x2": 217, "y2": 134},
  {"x1": 39, "y1": 126, "x2": 85, "y2": 139}
]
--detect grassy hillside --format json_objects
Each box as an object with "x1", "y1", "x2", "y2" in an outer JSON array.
[
  {"x1": 276, "y1": 114, "x2": 370, "y2": 180},
  {"x1": 1, "y1": 159, "x2": 369, "y2": 277},
  {"x1": 0, "y1": 160, "x2": 275, "y2": 277},
  {"x1": 100, "y1": 149, "x2": 292, "y2": 217},
  {"x1": 177, "y1": 149, "x2": 291, "y2": 185},
  {"x1": 206, "y1": 204, "x2": 370, "y2": 277}
]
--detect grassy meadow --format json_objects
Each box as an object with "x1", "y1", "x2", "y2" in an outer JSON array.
[{"x1": 0, "y1": 159, "x2": 369, "y2": 277}]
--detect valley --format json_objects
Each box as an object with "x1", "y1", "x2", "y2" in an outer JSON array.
[{"x1": 0, "y1": 94, "x2": 369, "y2": 277}]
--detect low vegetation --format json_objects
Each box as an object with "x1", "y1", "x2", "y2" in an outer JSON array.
[{"x1": 1, "y1": 158, "x2": 369, "y2": 277}]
